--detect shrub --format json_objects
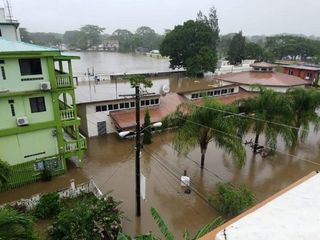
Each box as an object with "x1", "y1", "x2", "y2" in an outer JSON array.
[
  {"x1": 0, "y1": 208, "x2": 37, "y2": 240},
  {"x1": 209, "y1": 183, "x2": 255, "y2": 217},
  {"x1": 50, "y1": 195, "x2": 122, "y2": 240},
  {"x1": 40, "y1": 168, "x2": 52, "y2": 181},
  {"x1": 34, "y1": 192, "x2": 61, "y2": 219}
]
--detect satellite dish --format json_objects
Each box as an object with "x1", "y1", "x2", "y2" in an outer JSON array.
[{"x1": 161, "y1": 84, "x2": 170, "y2": 95}]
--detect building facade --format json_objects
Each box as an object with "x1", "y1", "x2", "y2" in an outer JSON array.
[
  {"x1": 0, "y1": 7, "x2": 20, "y2": 41},
  {"x1": 0, "y1": 39, "x2": 86, "y2": 188},
  {"x1": 282, "y1": 64, "x2": 320, "y2": 84}
]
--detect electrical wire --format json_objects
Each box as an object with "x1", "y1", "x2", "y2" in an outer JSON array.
[{"x1": 186, "y1": 100, "x2": 308, "y2": 132}]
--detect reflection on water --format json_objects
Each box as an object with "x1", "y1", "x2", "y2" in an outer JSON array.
[{"x1": 1, "y1": 129, "x2": 320, "y2": 238}]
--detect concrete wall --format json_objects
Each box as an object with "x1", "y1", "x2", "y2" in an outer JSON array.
[
  {"x1": 240, "y1": 84, "x2": 305, "y2": 93},
  {"x1": 0, "y1": 128, "x2": 58, "y2": 165},
  {"x1": 0, "y1": 58, "x2": 50, "y2": 92},
  {"x1": 0, "y1": 24, "x2": 20, "y2": 41},
  {"x1": 0, "y1": 93, "x2": 54, "y2": 130},
  {"x1": 184, "y1": 86, "x2": 239, "y2": 100}
]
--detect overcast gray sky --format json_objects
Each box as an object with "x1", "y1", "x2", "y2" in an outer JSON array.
[{"x1": 4, "y1": 0, "x2": 320, "y2": 36}]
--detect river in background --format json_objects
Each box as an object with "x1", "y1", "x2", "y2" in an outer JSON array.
[
  {"x1": 1, "y1": 52, "x2": 320, "y2": 238},
  {"x1": 69, "y1": 51, "x2": 173, "y2": 75}
]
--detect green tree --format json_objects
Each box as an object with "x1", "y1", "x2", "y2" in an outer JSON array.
[
  {"x1": 117, "y1": 207, "x2": 224, "y2": 240},
  {"x1": 112, "y1": 29, "x2": 136, "y2": 53},
  {"x1": 197, "y1": 6, "x2": 220, "y2": 40},
  {"x1": 79, "y1": 25, "x2": 106, "y2": 49},
  {"x1": 64, "y1": 30, "x2": 84, "y2": 50},
  {"x1": 244, "y1": 42, "x2": 265, "y2": 61},
  {"x1": 160, "y1": 20, "x2": 218, "y2": 76},
  {"x1": 227, "y1": 31, "x2": 246, "y2": 65},
  {"x1": 209, "y1": 183, "x2": 255, "y2": 217},
  {"x1": 287, "y1": 88, "x2": 320, "y2": 144},
  {"x1": 0, "y1": 208, "x2": 37, "y2": 240},
  {"x1": 265, "y1": 35, "x2": 320, "y2": 60},
  {"x1": 0, "y1": 159, "x2": 10, "y2": 188},
  {"x1": 174, "y1": 99, "x2": 246, "y2": 169},
  {"x1": 239, "y1": 86, "x2": 294, "y2": 153},
  {"x1": 135, "y1": 26, "x2": 163, "y2": 51},
  {"x1": 143, "y1": 108, "x2": 152, "y2": 144},
  {"x1": 19, "y1": 28, "x2": 32, "y2": 43}
]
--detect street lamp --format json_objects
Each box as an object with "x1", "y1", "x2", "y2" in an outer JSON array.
[{"x1": 119, "y1": 121, "x2": 162, "y2": 217}]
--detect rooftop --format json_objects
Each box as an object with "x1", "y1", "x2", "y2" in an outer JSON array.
[
  {"x1": 110, "y1": 93, "x2": 185, "y2": 129},
  {"x1": 201, "y1": 171, "x2": 320, "y2": 240},
  {"x1": 0, "y1": 38, "x2": 58, "y2": 53},
  {"x1": 282, "y1": 64, "x2": 320, "y2": 71},
  {"x1": 250, "y1": 62, "x2": 277, "y2": 68},
  {"x1": 215, "y1": 71, "x2": 309, "y2": 87}
]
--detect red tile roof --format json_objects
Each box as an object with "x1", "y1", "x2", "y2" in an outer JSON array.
[
  {"x1": 110, "y1": 90, "x2": 257, "y2": 129},
  {"x1": 110, "y1": 93, "x2": 185, "y2": 129},
  {"x1": 215, "y1": 71, "x2": 309, "y2": 87}
]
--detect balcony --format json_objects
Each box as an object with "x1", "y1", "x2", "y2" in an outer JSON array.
[
  {"x1": 59, "y1": 100, "x2": 75, "y2": 121},
  {"x1": 56, "y1": 74, "x2": 72, "y2": 88},
  {"x1": 64, "y1": 133, "x2": 87, "y2": 153}
]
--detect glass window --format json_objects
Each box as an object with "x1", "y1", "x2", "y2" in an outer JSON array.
[
  {"x1": 228, "y1": 88, "x2": 234, "y2": 93},
  {"x1": 208, "y1": 91, "x2": 213, "y2": 96},
  {"x1": 125, "y1": 102, "x2": 129, "y2": 108},
  {"x1": 221, "y1": 89, "x2": 227, "y2": 94},
  {"x1": 214, "y1": 90, "x2": 220, "y2": 95},
  {"x1": 141, "y1": 100, "x2": 145, "y2": 106},
  {"x1": 29, "y1": 97, "x2": 46, "y2": 113},
  {"x1": 108, "y1": 104, "x2": 113, "y2": 110},
  {"x1": 151, "y1": 99, "x2": 155, "y2": 105},
  {"x1": 113, "y1": 104, "x2": 119, "y2": 110},
  {"x1": 119, "y1": 103, "x2": 124, "y2": 109},
  {"x1": 155, "y1": 99, "x2": 159, "y2": 104},
  {"x1": 8, "y1": 100, "x2": 15, "y2": 116},
  {"x1": 1, "y1": 66, "x2": 6, "y2": 80},
  {"x1": 96, "y1": 106, "x2": 102, "y2": 112},
  {"x1": 19, "y1": 59, "x2": 42, "y2": 76},
  {"x1": 101, "y1": 105, "x2": 107, "y2": 111},
  {"x1": 191, "y1": 93, "x2": 199, "y2": 99},
  {"x1": 130, "y1": 102, "x2": 135, "y2": 108},
  {"x1": 145, "y1": 100, "x2": 150, "y2": 106}
]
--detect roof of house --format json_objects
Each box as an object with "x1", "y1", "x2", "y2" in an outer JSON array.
[
  {"x1": 250, "y1": 62, "x2": 277, "y2": 68},
  {"x1": 200, "y1": 171, "x2": 320, "y2": 240},
  {"x1": 110, "y1": 89, "x2": 257, "y2": 129},
  {"x1": 282, "y1": 64, "x2": 320, "y2": 71},
  {"x1": 110, "y1": 93, "x2": 185, "y2": 129},
  {"x1": 215, "y1": 71, "x2": 309, "y2": 87},
  {"x1": 0, "y1": 38, "x2": 58, "y2": 53}
]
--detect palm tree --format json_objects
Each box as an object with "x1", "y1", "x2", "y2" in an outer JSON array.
[
  {"x1": 117, "y1": 208, "x2": 224, "y2": 240},
  {"x1": 173, "y1": 99, "x2": 246, "y2": 169},
  {"x1": 239, "y1": 86, "x2": 294, "y2": 153},
  {"x1": 0, "y1": 208, "x2": 37, "y2": 240},
  {"x1": 286, "y1": 87, "x2": 320, "y2": 144},
  {"x1": 0, "y1": 159, "x2": 10, "y2": 188}
]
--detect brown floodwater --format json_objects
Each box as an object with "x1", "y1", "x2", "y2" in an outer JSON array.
[{"x1": 1, "y1": 129, "x2": 320, "y2": 238}]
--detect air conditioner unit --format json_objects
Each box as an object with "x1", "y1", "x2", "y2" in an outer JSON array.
[
  {"x1": 16, "y1": 116, "x2": 29, "y2": 126},
  {"x1": 40, "y1": 82, "x2": 51, "y2": 90}
]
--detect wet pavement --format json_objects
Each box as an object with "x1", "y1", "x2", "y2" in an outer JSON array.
[{"x1": 1, "y1": 129, "x2": 320, "y2": 238}]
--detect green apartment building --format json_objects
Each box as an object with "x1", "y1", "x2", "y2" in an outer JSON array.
[{"x1": 0, "y1": 38, "x2": 86, "y2": 188}]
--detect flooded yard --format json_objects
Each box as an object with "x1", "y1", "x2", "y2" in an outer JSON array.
[{"x1": 1, "y1": 130, "x2": 320, "y2": 238}]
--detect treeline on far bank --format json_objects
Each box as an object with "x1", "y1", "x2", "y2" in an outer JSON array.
[{"x1": 19, "y1": 24, "x2": 320, "y2": 64}]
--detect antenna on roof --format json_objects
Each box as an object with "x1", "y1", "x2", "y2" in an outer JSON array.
[{"x1": 5, "y1": 0, "x2": 13, "y2": 22}]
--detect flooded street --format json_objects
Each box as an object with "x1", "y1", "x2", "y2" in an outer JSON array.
[
  {"x1": 1, "y1": 52, "x2": 320, "y2": 237},
  {"x1": 1, "y1": 129, "x2": 320, "y2": 237}
]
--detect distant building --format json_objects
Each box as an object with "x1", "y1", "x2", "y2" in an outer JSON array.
[
  {"x1": 200, "y1": 171, "x2": 320, "y2": 240},
  {"x1": 214, "y1": 59, "x2": 255, "y2": 75},
  {"x1": 215, "y1": 62, "x2": 309, "y2": 93},
  {"x1": 0, "y1": 7, "x2": 20, "y2": 41},
  {"x1": 282, "y1": 64, "x2": 320, "y2": 83},
  {"x1": 0, "y1": 39, "x2": 86, "y2": 188}
]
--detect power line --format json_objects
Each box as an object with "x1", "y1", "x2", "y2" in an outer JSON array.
[
  {"x1": 186, "y1": 100, "x2": 307, "y2": 132},
  {"x1": 168, "y1": 112, "x2": 320, "y2": 168}
]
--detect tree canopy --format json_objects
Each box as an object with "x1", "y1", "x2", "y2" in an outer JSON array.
[
  {"x1": 160, "y1": 20, "x2": 219, "y2": 75},
  {"x1": 227, "y1": 31, "x2": 246, "y2": 65}
]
